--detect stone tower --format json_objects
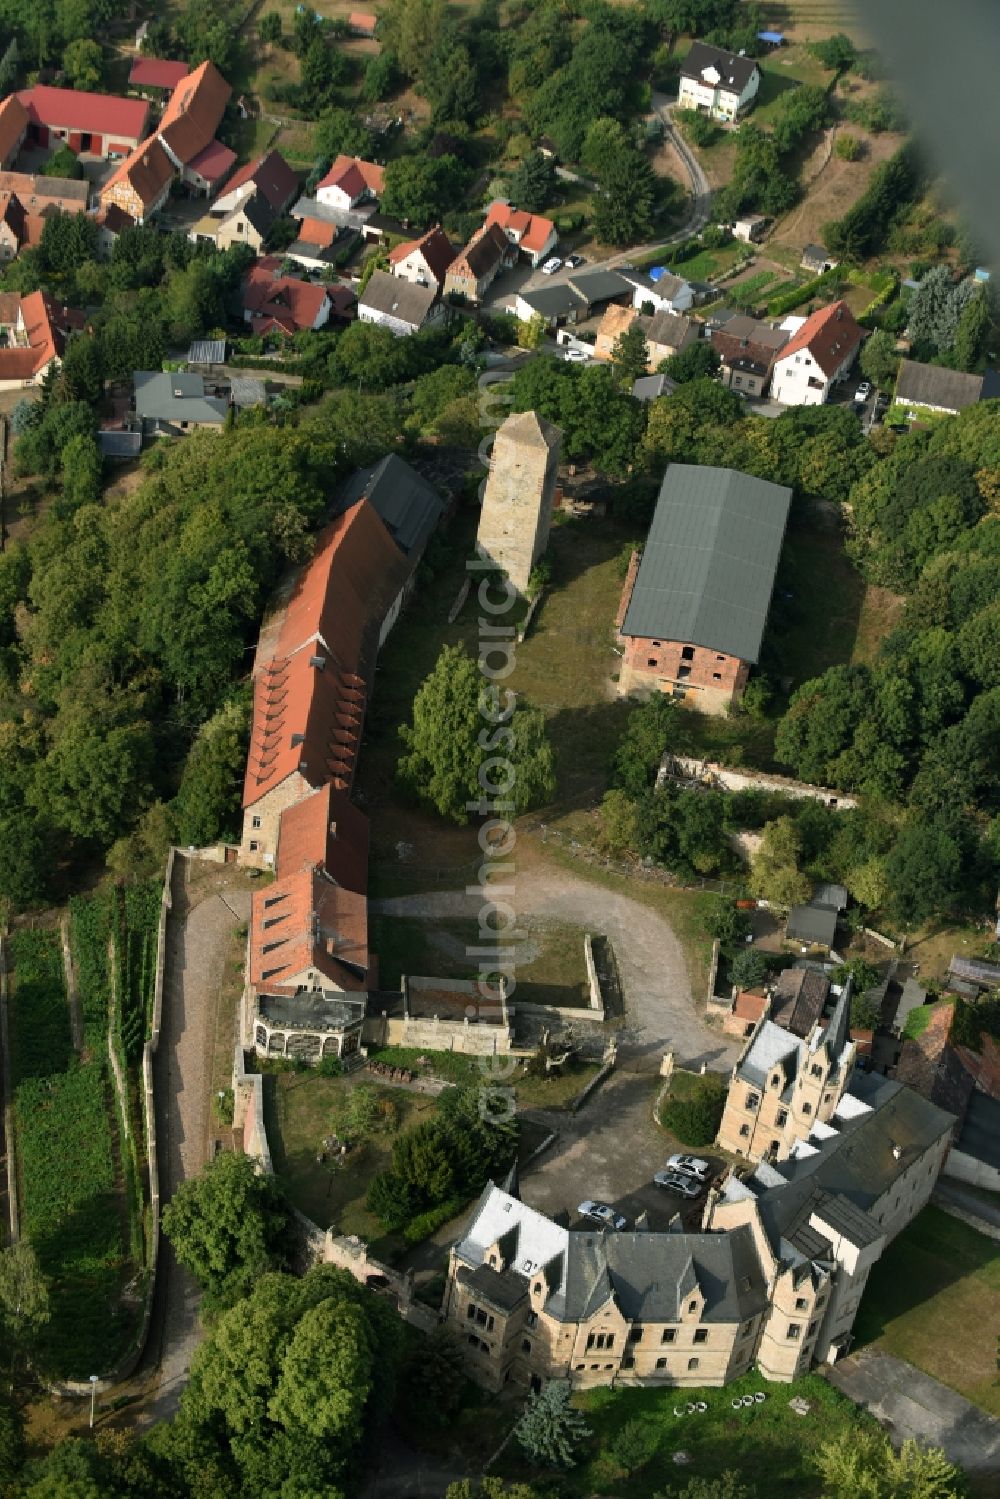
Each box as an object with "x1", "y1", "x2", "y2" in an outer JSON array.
[{"x1": 476, "y1": 410, "x2": 562, "y2": 594}]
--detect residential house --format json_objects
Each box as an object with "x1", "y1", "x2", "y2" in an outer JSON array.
[
  {"x1": 786, "y1": 901, "x2": 840, "y2": 951},
  {"x1": 128, "y1": 57, "x2": 190, "y2": 97},
  {"x1": 285, "y1": 198, "x2": 356, "y2": 269},
  {"x1": 484, "y1": 200, "x2": 558, "y2": 268},
  {"x1": 616, "y1": 464, "x2": 792, "y2": 713},
  {"x1": 443, "y1": 223, "x2": 512, "y2": 303},
  {"x1": 632, "y1": 372, "x2": 678, "y2": 402},
  {"x1": 100, "y1": 138, "x2": 175, "y2": 223},
  {"x1": 95, "y1": 202, "x2": 136, "y2": 256},
  {"x1": 772, "y1": 969, "x2": 831, "y2": 1039},
  {"x1": 733, "y1": 214, "x2": 768, "y2": 244},
  {"x1": 443, "y1": 1057, "x2": 953, "y2": 1392},
  {"x1": 242, "y1": 261, "x2": 332, "y2": 336},
  {"x1": 210, "y1": 149, "x2": 298, "y2": 219},
  {"x1": 358, "y1": 269, "x2": 444, "y2": 336},
  {"x1": 388, "y1": 225, "x2": 455, "y2": 289},
  {"x1": 133, "y1": 370, "x2": 229, "y2": 435},
  {"x1": 348, "y1": 11, "x2": 379, "y2": 36},
  {"x1": 0, "y1": 95, "x2": 29, "y2": 169},
  {"x1": 678, "y1": 42, "x2": 760, "y2": 123},
  {"x1": 893, "y1": 359, "x2": 987, "y2": 416},
  {"x1": 0, "y1": 290, "x2": 82, "y2": 389},
  {"x1": 239, "y1": 498, "x2": 412, "y2": 868},
  {"x1": 619, "y1": 266, "x2": 695, "y2": 315},
  {"x1": 515, "y1": 269, "x2": 633, "y2": 327},
  {"x1": 16, "y1": 85, "x2": 150, "y2": 158},
  {"x1": 156, "y1": 60, "x2": 234, "y2": 193},
  {"x1": 770, "y1": 301, "x2": 865, "y2": 406},
  {"x1": 190, "y1": 190, "x2": 276, "y2": 252},
  {"x1": 801, "y1": 244, "x2": 837, "y2": 274},
  {"x1": 594, "y1": 304, "x2": 699, "y2": 365},
  {"x1": 316, "y1": 154, "x2": 384, "y2": 211},
  {"x1": 711, "y1": 314, "x2": 789, "y2": 398},
  {"x1": 0, "y1": 172, "x2": 89, "y2": 259}
]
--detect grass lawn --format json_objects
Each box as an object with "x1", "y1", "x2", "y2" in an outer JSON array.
[
  {"x1": 852, "y1": 1205, "x2": 1000, "y2": 1416},
  {"x1": 634, "y1": 240, "x2": 745, "y2": 281},
  {"x1": 367, "y1": 1045, "x2": 600, "y2": 1111},
  {"x1": 493, "y1": 1370, "x2": 879, "y2": 1497},
  {"x1": 264, "y1": 1069, "x2": 441, "y2": 1237}
]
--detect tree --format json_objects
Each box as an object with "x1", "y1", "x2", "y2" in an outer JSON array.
[
  {"x1": 581, "y1": 116, "x2": 631, "y2": 183},
  {"x1": 835, "y1": 133, "x2": 864, "y2": 162},
  {"x1": 516, "y1": 311, "x2": 548, "y2": 351},
  {"x1": 60, "y1": 433, "x2": 102, "y2": 510},
  {"x1": 813, "y1": 1430, "x2": 960, "y2": 1499},
  {"x1": 380, "y1": 0, "x2": 449, "y2": 82},
  {"x1": 41, "y1": 143, "x2": 83, "y2": 179},
  {"x1": 507, "y1": 150, "x2": 555, "y2": 214},
  {"x1": 515, "y1": 1381, "x2": 592, "y2": 1469},
  {"x1": 397, "y1": 643, "x2": 555, "y2": 824},
  {"x1": 661, "y1": 342, "x2": 721, "y2": 383},
  {"x1": 885, "y1": 819, "x2": 963, "y2": 926},
  {"x1": 0, "y1": 1241, "x2": 49, "y2": 1378},
  {"x1": 59, "y1": 334, "x2": 103, "y2": 404},
  {"x1": 702, "y1": 898, "x2": 752, "y2": 947},
  {"x1": 63, "y1": 37, "x2": 102, "y2": 90},
  {"x1": 611, "y1": 695, "x2": 677, "y2": 797},
  {"x1": 398, "y1": 1328, "x2": 465, "y2": 1431},
  {"x1": 730, "y1": 949, "x2": 767, "y2": 989},
  {"x1": 610, "y1": 1419, "x2": 658, "y2": 1476},
  {"x1": 172, "y1": 695, "x2": 250, "y2": 846},
  {"x1": 334, "y1": 320, "x2": 407, "y2": 388},
  {"x1": 363, "y1": 50, "x2": 402, "y2": 103},
  {"x1": 809, "y1": 32, "x2": 856, "y2": 69},
  {"x1": 591, "y1": 146, "x2": 656, "y2": 246},
  {"x1": 0, "y1": 39, "x2": 19, "y2": 97},
  {"x1": 0, "y1": 1395, "x2": 23, "y2": 1486},
  {"x1": 611, "y1": 322, "x2": 650, "y2": 390},
  {"x1": 382, "y1": 154, "x2": 467, "y2": 225},
  {"x1": 906, "y1": 265, "x2": 977, "y2": 353},
  {"x1": 162, "y1": 1152, "x2": 292, "y2": 1309},
  {"x1": 660, "y1": 1072, "x2": 727, "y2": 1147},
  {"x1": 953, "y1": 286, "x2": 993, "y2": 371},
  {"x1": 597, "y1": 788, "x2": 642, "y2": 858},
  {"x1": 660, "y1": 1476, "x2": 755, "y2": 1499},
  {"x1": 259, "y1": 11, "x2": 282, "y2": 45},
  {"x1": 860, "y1": 328, "x2": 900, "y2": 389},
  {"x1": 749, "y1": 817, "x2": 812, "y2": 908},
  {"x1": 314, "y1": 108, "x2": 375, "y2": 165},
  {"x1": 847, "y1": 857, "x2": 889, "y2": 912}
]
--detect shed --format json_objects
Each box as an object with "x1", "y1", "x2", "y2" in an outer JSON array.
[
  {"x1": 187, "y1": 337, "x2": 227, "y2": 365},
  {"x1": 800, "y1": 244, "x2": 837, "y2": 274},
  {"x1": 632, "y1": 373, "x2": 677, "y2": 402},
  {"x1": 97, "y1": 428, "x2": 141, "y2": 460},
  {"x1": 812, "y1": 882, "x2": 848, "y2": 912},
  {"x1": 786, "y1": 903, "x2": 839, "y2": 949}
]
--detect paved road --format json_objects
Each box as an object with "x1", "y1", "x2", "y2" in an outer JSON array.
[
  {"x1": 933, "y1": 1179, "x2": 1000, "y2": 1239},
  {"x1": 827, "y1": 1348, "x2": 1000, "y2": 1476},
  {"x1": 143, "y1": 857, "x2": 252, "y2": 1422}
]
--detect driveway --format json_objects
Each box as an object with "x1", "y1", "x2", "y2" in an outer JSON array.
[{"x1": 827, "y1": 1348, "x2": 1000, "y2": 1477}]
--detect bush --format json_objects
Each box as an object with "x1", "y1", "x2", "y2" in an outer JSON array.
[
  {"x1": 660, "y1": 1073, "x2": 727, "y2": 1147},
  {"x1": 402, "y1": 1196, "x2": 464, "y2": 1245},
  {"x1": 766, "y1": 268, "x2": 842, "y2": 317},
  {"x1": 835, "y1": 134, "x2": 863, "y2": 162},
  {"x1": 730, "y1": 948, "x2": 768, "y2": 990}
]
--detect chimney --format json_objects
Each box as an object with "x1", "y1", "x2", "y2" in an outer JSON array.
[
  {"x1": 836, "y1": 305, "x2": 843, "y2": 320},
  {"x1": 291, "y1": 732, "x2": 305, "y2": 747},
  {"x1": 891, "y1": 1143, "x2": 902, "y2": 1160},
  {"x1": 329, "y1": 821, "x2": 337, "y2": 839}
]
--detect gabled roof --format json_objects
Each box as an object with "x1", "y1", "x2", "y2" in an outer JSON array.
[
  {"x1": 187, "y1": 138, "x2": 236, "y2": 186},
  {"x1": 775, "y1": 300, "x2": 864, "y2": 378},
  {"x1": 499, "y1": 409, "x2": 561, "y2": 452},
  {"x1": 17, "y1": 85, "x2": 149, "y2": 140},
  {"x1": 360, "y1": 268, "x2": 436, "y2": 327},
  {"x1": 388, "y1": 224, "x2": 456, "y2": 282},
  {"x1": 772, "y1": 968, "x2": 831, "y2": 1038},
  {"x1": 336, "y1": 453, "x2": 444, "y2": 557},
  {"x1": 243, "y1": 263, "x2": 330, "y2": 332},
  {"x1": 452, "y1": 222, "x2": 510, "y2": 280},
  {"x1": 158, "y1": 60, "x2": 231, "y2": 166},
  {"x1": 133, "y1": 369, "x2": 228, "y2": 424},
  {"x1": 895, "y1": 358, "x2": 984, "y2": 412},
  {"x1": 0, "y1": 169, "x2": 88, "y2": 210},
  {"x1": 128, "y1": 57, "x2": 191, "y2": 91},
  {"x1": 621, "y1": 463, "x2": 792, "y2": 663},
  {"x1": 786, "y1": 902, "x2": 839, "y2": 947},
  {"x1": 681, "y1": 42, "x2": 759, "y2": 93},
  {"x1": 102, "y1": 136, "x2": 175, "y2": 211},
  {"x1": 0, "y1": 290, "x2": 77, "y2": 380},
  {"x1": 646, "y1": 309, "x2": 697, "y2": 349},
  {"x1": 896, "y1": 1002, "x2": 975, "y2": 1122},
  {"x1": 484, "y1": 200, "x2": 556, "y2": 255},
  {"x1": 0, "y1": 94, "x2": 29, "y2": 163},
  {"x1": 633, "y1": 373, "x2": 677, "y2": 402},
  {"x1": 250, "y1": 865, "x2": 369, "y2": 992},
  {"x1": 275, "y1": 782, "x2": 369, "y2": 890},
  {"x1": 318, "y1": 154, "x2": 385, "y2": 197},
  {"x1": 218, "y1": 149, "x2": 298, "y2": 212}
]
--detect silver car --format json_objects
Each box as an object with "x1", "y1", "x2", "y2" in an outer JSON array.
[
  {"x1": 666, "y1": 1153, "x2": 711, "y2": 1182},
  {"x1": 654, "y1": 1171, "x2": 702, "y2": 1199},
  {"x1": 578, "y1": 1200, "x2": 628, "y2": 1230}
]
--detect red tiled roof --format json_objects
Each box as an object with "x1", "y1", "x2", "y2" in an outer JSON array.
[
  {"x1": 0, "y1": 170, "x2": 88, "y2": 213},
  {"x1": 17, "y1": 85, "x2": 149, "y2": 140},
  {"x1": 187, "y1": 138, "x2": 236, "y2": 186},
  {"x1": 388, "y1": 224, "x2": 455, "y2": 281},
  {"x1": 450, "y1": 222, "x2": 509, "y2": 282},
  {"x1": 776, "y1": 299, "x2": 864, "y2": 378},
  {"x1": 0, "y1": 95, "x2": 29, "y2": 164},
  {"x1": 101, "y1": 135, "x2": 174, "y2": 211},
  {"x1": 158, "y1": 60, "x2": 231, "y2": 167},
  {"x1": 896, "y1": 1002, "x2": 974, "y2": 1121},
  {"x1": 0, "y1": 289, "x2": 77, "y2": 380},
  {"x1": 317, "y1": 153, "x2": 384, "y2": 196},
  {"x1": 243, "y1": 499, "x2": 409, "y2": 807},
  {"x1": 485, "y1": 200, "x2": 555, "y2": 255},
  {"x1": 243, "y1": 265, "x2": 330, "y2": 332},
  {"x1": 250, "y1": 866, "x2": 369, "y2": 993},
  {"x1": 276, "y1": 782, "x2": 369, "y2": 890},
  {"x1": 296, "y1": 215, "x2": 338, "y2": 249},
  {"x1": 349, "y1": 11, "x2": 378, "y2": 31},
  {"x1": 733, "y1": 988, "x2": 768, "y2": 1023},
  {"x1": 220, "y1": 149, "x2": 298, "y2": 211},
  {"x1": 128, "y1": 57, "x2": 191, "y2": 91}
]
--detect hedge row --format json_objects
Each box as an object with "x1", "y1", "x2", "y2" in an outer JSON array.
[{"x1": 766, "y1": 267, "x2": 843, "y2": 316}]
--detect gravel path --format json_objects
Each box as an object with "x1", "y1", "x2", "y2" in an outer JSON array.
[
  {"x1": 372, "y1": 863, "x2": 737, "y2": 1074},
  {"x1": 144, "y1": 857, "x2": 251, "y2": 1422}
]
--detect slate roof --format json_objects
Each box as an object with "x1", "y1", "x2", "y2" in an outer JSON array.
[
  {"x1": 458, "y1": 1262, "x2": 529, "y2": 1312},
  {"x1": 260, "y1": 989, "x2": 366, "y2": 1031},
  {"x1": 133, "y1": 370, "x2": 228, "y2": 425},
  {"x1": 388, "y1": 224, "x2": 456, "y2": 282},
  {"x1": 218, "y1": 149, "x2": 298, "y2": 212},
  {"x1": 895, "y1": 358, "x2": 984, "y2": 412},
  {"x1": 336, "y1": 453, "x2": 444, "y2": 557},
  {"x1": 772, "y1": 967, "x2": 831, "y2": 1038},
  {"x1": 633, "y1": 373, "x2": 678, "y2": 401},
  {"x1": 948, "y1": 955, "x2": 1000, "y2": 989},
  {"x1": 813, "y1": 883, "x2": 848, "y2": 911},
  {"x1": 620, "y1": 463, "x2": 792, "y2": 663},
  {"x1": 646, "y1": 309, "x2": 697, "y2": 350},
  {"x1": 360, "y1": 269, "x2": 436, "y2": 328},
  {"x1": 681, "y1": 42, "x2": 759, "y2": 93},
  {"x1": 956, "y1": 1090, "x2": 1000, "y2": 1169},
  {"x1": 786, "y1": 903, "x2": 839, "y2": 948},
  {"x1": 450, "y1": 222, "x2": 509, "y2": 281},
  {"x1": 738, "y1": 1019, "x2": 803, "y2": 1090}
]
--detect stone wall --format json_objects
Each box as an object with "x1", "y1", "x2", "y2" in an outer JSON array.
[
  {"x1": 361, "y1": 1011, "x2": 512, "y2": 1055},
  {"x1": 659, "y1": 755, "x2": 857, "y2": 809},
  {"x1": 233, "y1": 1040, "x2": 273, "y2": 1174}
]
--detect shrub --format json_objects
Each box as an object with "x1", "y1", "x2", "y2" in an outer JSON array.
[
  {"x1": 402, "y1": 1197, "x2": 464, "y2": 1245},
  {"x1": 835, "y1": 134, "x2": 863, "y2": 162},
  {"x1": 730, "y1": 949, "x2": 768, "y2": 990},
  {"x1": 660, "y1": 1073, "x2": 727, "y2": 1147}
]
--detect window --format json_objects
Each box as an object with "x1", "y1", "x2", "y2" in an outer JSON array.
[
  {"x1": 746, "y1": 1092, "x2": 760, "y2": 1110},
  {"x1": 677, "y1": 665, "x2": 691, "y2": 679},
  {"x1": 787, "y1": 1324, "x2": 801, "y2": 1340},
  {"x1": 681, "y1": 645, "x2": 695, "y2": 661},
  {"x1": 776, "y1": 1109, "x2": 788, "y2": 1126},
  {"x1": 251, "y1": 815, "x2": 262, "y2": 829},
  {"x1": 693, "y1": 1328, "x2": 708, "y2": 1344},
  {"x1": 522, "y1": 1340, "x2": 532, "y2": 1354},
  {"x1": 795, "y1": 1297, "x2": 809, "y2": 1312},
  {"x1": 824, "y1": 1092, "x2": 832, "y2": 1104},
  {"x1": 249, "y1": 841, "x2": 259, "y2": 852},
  {"x1": 656, "y1": 1357, "x2": 668, "y2": 1369},
  {"x1": 811, "y1": 1064, "x2": 823, "y2": 1078},
  {"x1": 647, "y1": 658, "x2": 658, "y2": 667},
  {"x1": 629, "y1": 1327, "x2": 643, "y2": 1343},
  {"x1": 740, "y1": 1320, "x2": 754, "y2": 1338},
  {"x1": 688, "y1": 1357, "x2": 700, "y2": 1371},
  {"x1": 652, "y1": 641, "x2": 661, "y2": 648},
  {"x1": 716, "y1": 655, "x2": 725, "y2": 662},
  {"x1": 622, "y1": 1355, "x2": 635, "y2": 1369},
  {"x1": 661, "y1": 1329, "x2": 676, "y2": 1344},
  {"x1": 739, "y1": 1124, "x2": 750, "y2": 1138},
  {"x1": 587, "y1": 1332, "x2": 614, "y2": 1351},
  {"x1": 802, "y1": 1102, "x2": 812, "y2": 1116},
  {"x1": 467, "y1": 1305, "x2": 476, "y2": 1320},
  {"x1": 526, "y1": 1311, "x2": 538, "y2": 1329},
  {"x1": 807, "y1": 1321, "x2": 818, "y2": 1337},
  {"x1": 712, "y1": 672, "x2": 722, "y2": 681},
  {"x1": 688, "y1": 1300, "x2": 698, "y2": 1314}
]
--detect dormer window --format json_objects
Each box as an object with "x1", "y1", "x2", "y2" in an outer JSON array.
[{"x1": 770, "y1": 1072, "x2": 781, "y2": 1089}]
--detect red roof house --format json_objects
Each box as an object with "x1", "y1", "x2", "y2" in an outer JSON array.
[
  {"x1": 0, "y1": 95, "x2": 29, "y2": 169},
  {"x1": 388, "y1": 224, "x2": 456, "y2": 288},
  {"x1": 16, "y1": 86, "x2": 150, "y2": 157},
  {"x1": 316, "y1": 154, "x2": 384, "y2": 209},
  {"x1": 484, "y1": 200, "x2": 558, "y2": 267},
  {"x1": 128, "y1": 57, "x2": 191, "y2": 93},
  {"x1": 0, "y1": 290, "x2": 82, "y2": 388},
  {"x1": 243, "y1": 262, "x2": 332, "y2": 335},
  {"x1": 771, "y1": 300, "x2": 865, "y2": 406},
  {"x1": 157, "y1": 60, "x2": 232, "y2": 167}
]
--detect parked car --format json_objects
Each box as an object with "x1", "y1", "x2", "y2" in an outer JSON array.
[
  {"x1": 578, "y1": 1200, "x2": 628, "y2": 1229},
  {"x1": 665, "y1": 1153, "x2": 711, "y2": 1182},
  {"x1": 563, "y1": 348, "x2": 589, "y2": 362},
  {"x1": 654, "y1": 1171, "x2": 702, "y2": 1199},
  {"x1": 541, "y1": 256, "x2": 563, "y2": 275},
  {"x1": 854, "y1": 381, "x2": 872, "y2": 403},
  {"x1": 564, "y1": 254, "x2": 585, "y2": 269}
]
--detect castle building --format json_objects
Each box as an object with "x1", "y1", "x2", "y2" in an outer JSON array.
[{"x1": 475, "y1": 411, "x2": 562, "y2": 595}]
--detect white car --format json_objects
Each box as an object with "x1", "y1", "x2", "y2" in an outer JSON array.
[
  {"x1": 654, "y1": 1171, "x2": 702, "y2": 1199},
  {"x1": 563, "y1": 348, "x2": 589, "y2": 362},
  {"x1": 541, "y1": 256, "x2": 563, "y2": 276},
  {"x1": 578, "y1": 1200, "x2": 628, "y2": 1230},
  {"x1": 854, "y1": 381, "x2": 872, "y2": 403},
  {"x1": 666, "y1": 1153, "x2": 711, "y2": 1182}
]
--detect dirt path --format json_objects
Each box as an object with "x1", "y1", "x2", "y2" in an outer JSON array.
[
  {"x1": 372, "y1": 862, "x2": 737, "y2": 1075},
  {"x1": 141, "y1": 857, "x2": 252, "y2": 1423}
]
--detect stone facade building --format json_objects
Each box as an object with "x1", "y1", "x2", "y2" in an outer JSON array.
[{"x1": 475, "y1": 411, "x2": 562, "y2": 595}]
